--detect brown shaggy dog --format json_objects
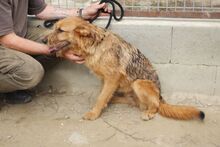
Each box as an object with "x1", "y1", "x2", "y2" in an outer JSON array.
[{"x1": 47, "y1": 17, "x2": 205, "y2": 121}]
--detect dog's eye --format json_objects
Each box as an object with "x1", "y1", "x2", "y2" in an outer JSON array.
[{"x1": 58, "y1": 28, "x2": 64, "y2": 33}]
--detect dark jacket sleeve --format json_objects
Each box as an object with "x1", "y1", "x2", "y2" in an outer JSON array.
[
  {"x1": 28, "y1": 0, "x2": 47, "y2": 15},
  {"x1": 0, "y1": 1, "x2": 13, "y2": 36}
]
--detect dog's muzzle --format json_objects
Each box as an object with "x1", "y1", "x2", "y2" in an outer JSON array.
[{"x1": 49, "y1": 40, "x2": 70, "y2": 54}]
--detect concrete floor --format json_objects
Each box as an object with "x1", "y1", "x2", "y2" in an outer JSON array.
[{"x1": 0, "y1": 87, "x2": 220, "y2": 147}]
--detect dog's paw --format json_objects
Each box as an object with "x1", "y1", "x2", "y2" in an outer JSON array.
[
  {"x1": 141, "y1": 112, "x2": 156, "y2": 121},
  {"x1": 83, "y1": 111, "x2": 100, "y2": 120}
]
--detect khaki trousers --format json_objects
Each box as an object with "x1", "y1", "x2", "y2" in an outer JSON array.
[{"x1": 0, "y1": 25, "x2": 56, "y2": 93}]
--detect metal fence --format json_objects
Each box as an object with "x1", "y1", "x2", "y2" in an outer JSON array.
[{"x1": 45, "y1": 0, "x2": 220, "y2": 18}]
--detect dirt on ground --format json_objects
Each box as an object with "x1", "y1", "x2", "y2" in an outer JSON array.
[{"x1": 0, "y1": 87, "x2": 220, "y2": 147}]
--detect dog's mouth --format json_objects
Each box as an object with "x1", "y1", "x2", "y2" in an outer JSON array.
[{"x1": 49, "y1": 40, "x2": 71, "y2": 53}]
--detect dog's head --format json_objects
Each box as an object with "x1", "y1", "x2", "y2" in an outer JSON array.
[{"x1": 47, "y1": 17, "x2": 105, "y2": 57}]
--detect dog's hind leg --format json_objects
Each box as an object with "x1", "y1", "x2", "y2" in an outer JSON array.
[
  {"x1": 132, "y1": 79, "x2": 160, "y2": 121},
  {"x1": 110, "y1": 96, "x2": 137, "y2": 106},
  {"x1": 83, "y1": 74, "x2": 120, "y2": 120}
]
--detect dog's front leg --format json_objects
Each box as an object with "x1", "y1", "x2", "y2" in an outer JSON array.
[{"x1": 83, "y1": 75, "x2": 120, "y2": 120}]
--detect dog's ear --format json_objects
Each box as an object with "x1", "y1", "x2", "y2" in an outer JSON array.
[
  {"x1": 74, "y1": 25, "x2": 92, "y2": 37},
  {"x1": 74, "y1": 23, "x2": 104, "y2": 46}
]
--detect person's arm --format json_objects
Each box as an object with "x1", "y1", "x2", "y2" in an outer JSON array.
[
  {"x1": 36, "y1": 2, "x2": 108, "y2": 20},
  {"x1": 0, "y1": 32, "x2": 85, "y2": 63},
  {"x1": 0, "y1": 32, "x2": 50, "y2": 55},
  {"x1": 36, "y1": 5, "x2": 78, "y2": 20}
]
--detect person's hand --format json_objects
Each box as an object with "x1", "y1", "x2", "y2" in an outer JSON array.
[
  {"x1": 82, "y1": 2, "x2": 111, "y2": 20},
  {"x1": 62, "y1": 50, "x2": 85, "y2": 64}
]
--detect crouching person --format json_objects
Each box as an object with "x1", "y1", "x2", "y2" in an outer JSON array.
[{"x1": 0, "y1": 0, "x2": 108, "y2": 104}]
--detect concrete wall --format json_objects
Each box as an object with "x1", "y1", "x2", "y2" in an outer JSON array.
[{"x1": 32, "y1": 17, "x2": 220, "y2": 96}]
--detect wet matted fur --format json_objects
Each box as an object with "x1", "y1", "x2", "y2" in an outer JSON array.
[{"x1": 47, "y1": 17, "x2": 205, "y2": 121}]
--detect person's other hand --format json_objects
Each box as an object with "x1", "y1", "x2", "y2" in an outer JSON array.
[
  {"x1": 82, "y1": 2, "x2": 111, "y2": 20},
  {"x1": 62, "y1": 50, "x2": 85, "y2": 64}
]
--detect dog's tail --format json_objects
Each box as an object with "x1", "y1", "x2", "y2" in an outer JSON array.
[{"x1": 158, "y1": 101, "x2": 205, "y2": 120}]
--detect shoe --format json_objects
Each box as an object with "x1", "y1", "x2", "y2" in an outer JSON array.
[
  {"x1": 4, "y1": 90, "x2": 33, "y2": 104},
  {"x1": 0, "y1": 94, "x2": 5, "y2": 109}
]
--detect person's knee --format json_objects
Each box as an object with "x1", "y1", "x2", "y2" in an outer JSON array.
[
  {"x1": 15, "y1": 59, "x2": 45, "y2": 90},
  {"x1": 0, "y1": 48, "x2": 45, "y2": 92}
]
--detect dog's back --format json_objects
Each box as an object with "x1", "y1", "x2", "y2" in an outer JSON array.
[{"x1": 89, "y1": 31, "x2": 161, "y2": 91}]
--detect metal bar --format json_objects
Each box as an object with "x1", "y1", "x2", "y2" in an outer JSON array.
[
  {"x1": 58, "y1": 0, "x2": 60, "y2": 8},
  {"x1": 157, "y1": 0, "x2": 160, "y2": 11},
  {"x1": 193, "y1": 0, "x2": 195, "y2": 12},
  {"x1": 202, "y1": 0, "x2": 204, "y2": 12},
  {"x1": 123, "y1": 6, "x2": 220, "y2": 11},
  {"x1": 166, "y1": 0, "x2": 168, "y2": 11},
  {"x1": 132, "y1": 0, "x2": 133, "y2": 11},
  {"x1": 66, "y1": 0, "x2": 69, "y2": 8},
  {"x1": 124, "y1": 10, "x2": 220, "y2": 18},
  {"x1": 183, "y1": 0, "x2": 186, "y2": 11},
  {"x1": 175, "y1": 0, "x2": 177, "y2": 11}
]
